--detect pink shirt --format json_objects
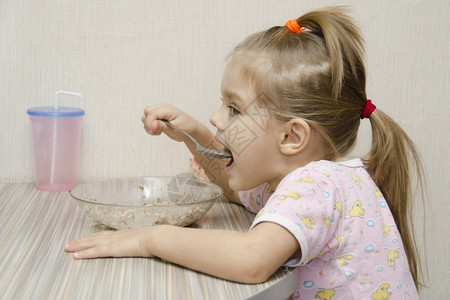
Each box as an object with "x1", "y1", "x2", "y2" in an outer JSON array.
[{"x1": 239, "y1": 159, "x2": 418, "y2": 299}]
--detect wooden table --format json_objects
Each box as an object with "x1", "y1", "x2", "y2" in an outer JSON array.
[{"x1": 0, "y1": 183, "x2": 297, "y2": 299}]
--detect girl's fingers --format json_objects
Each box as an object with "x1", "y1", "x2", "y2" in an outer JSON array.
[
  {"x1": 65, "y1": 231, "x2": 113, "y2": 252},
  {"x1": 66, "y1": 236, "x2": 120, "y2": 260},
  {"x1": 151, "y1": 119, "x2": 165, "y2": 133},
  {"x1": 72, "y1": 244, "x2": 113, "y2": 259},
  {"x1": 142, "y1": 110, "x2": 170, "y2": 135},
  {"x1": 65, "y1": 227, "x2": 153, "y2": 259}
]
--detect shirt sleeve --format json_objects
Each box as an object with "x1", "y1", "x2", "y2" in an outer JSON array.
[
  {"x1": 249, "y1": 169, "x2": 342, "y2": 267},
  {"x1": 238, "y1": 183, "x2": 273, "y2": 214}
]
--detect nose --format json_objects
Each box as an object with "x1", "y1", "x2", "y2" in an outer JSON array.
[{"x1": 209, "y1": 108, "x2": 223, "y2": 130}]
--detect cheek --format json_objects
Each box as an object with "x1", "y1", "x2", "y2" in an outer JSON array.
[{"x1": 222, "y1": 117, "x2": 262, "y2": 155}]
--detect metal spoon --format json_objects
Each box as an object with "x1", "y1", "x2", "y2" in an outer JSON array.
[{"x1": 162, "y1": 120, "x2": 232, "y2": 159}]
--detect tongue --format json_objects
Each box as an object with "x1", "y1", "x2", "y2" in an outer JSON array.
[{"x1": 226, "y1": 157, "x2": 234, "y2": 168}]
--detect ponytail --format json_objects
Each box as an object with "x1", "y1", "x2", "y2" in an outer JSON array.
[{"x1": 364, "y1": 109, "x2": 425, "y2": 288}]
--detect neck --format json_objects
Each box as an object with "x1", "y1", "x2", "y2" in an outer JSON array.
[
  {"x1": 268, "y1": 155, "x2": 324, "y2": 191},
  {"x1": 268, "y1": 136, "x2": 326, "y2": 191}
]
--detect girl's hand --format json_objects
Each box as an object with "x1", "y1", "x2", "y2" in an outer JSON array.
[
  {"x1": 141, "y1": 103, "x2": 240, "y2": 203},
  {"x1": 141, "y1": 104, "x2": 202, "y2": 143},
  {"x1": 66, "y1": 223, "x2": 299, "y2": 284},
  {"x1": 64, "y1": 227, "x2": 154, "y2": 259}
]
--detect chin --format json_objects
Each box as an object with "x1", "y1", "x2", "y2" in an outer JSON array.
[
  {"x1": 228, "y1": 176, "x2": 246, "y2": 192},
  {"x1": 229, "y1": 176, "x2": 258, "y2": 192},
  {"x1": 228, "y1": 179, "x2": 241, "y2": 192}
]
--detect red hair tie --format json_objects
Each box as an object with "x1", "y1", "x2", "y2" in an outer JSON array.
[
  {"x1": 361, "y1": 99, "x2": 376, "y2": 119},
  {"x1": 285, "y1": 19, "x2": 308, "y2": 34}
]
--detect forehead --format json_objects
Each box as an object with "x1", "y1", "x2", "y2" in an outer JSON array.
[
  {"x1": 222, "y1": 55, "x2": 280, "y2": 113},
  {"x1": 220, "y1": 61, "x2": 255, "y2": 103}
]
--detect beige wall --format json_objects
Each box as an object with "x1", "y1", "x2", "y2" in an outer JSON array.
[{"x1": 1, "y1": 0, "x2": 448, "y2": 297}]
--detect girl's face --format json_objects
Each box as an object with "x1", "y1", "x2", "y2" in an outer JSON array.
[{"x1": 210, "y1": 62, "x2": 283, "y2": 191}]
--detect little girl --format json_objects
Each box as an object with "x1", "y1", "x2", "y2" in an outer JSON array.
[{"x1": 65, "y1": 7, "x2": 424, "y2": 299}]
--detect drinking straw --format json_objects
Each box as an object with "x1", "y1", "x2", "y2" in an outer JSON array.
[{"x1": 50, "y1": 91, "x2": 82, "y2": 184}]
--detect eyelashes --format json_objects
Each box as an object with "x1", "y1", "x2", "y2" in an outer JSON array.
[
  {"x1": 228, "y1": 105, "x2": 240, "y2": 116},
  {"x1": 220, "y1": 97, "x2": 241, "y2": 116}
]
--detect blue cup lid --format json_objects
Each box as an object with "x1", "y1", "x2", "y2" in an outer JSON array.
[{"x1": 27, "y1": 106, "x2": 85, "y2": 118}]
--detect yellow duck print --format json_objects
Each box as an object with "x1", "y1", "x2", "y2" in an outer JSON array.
[
  {"x1": 374, "y1": 187, "x2": 383, "y2": 197},
  {"x1": 255, "y1": 209, "x2": 264, "y2": 218},
  {"x1": 315, "y1": 289, "x2": 336, "y2": 300},
  {"x1": 249, "y1": 192, "x2": 256, "y2": 206},
  {"x1": 296, "y1": 176, "x2": 315, "y2": 184},
  {"x1": 371, "y1": 283, "x2": 391, "y2": 299},
  {"x1": 387, "y1": 249, "x2": 399, "y2": 267},
  {"x1": 276, "y1": 192, "x2": 302, "y2": 200},
  {"x1": 301, "y1": 216, "x2": 316, "y2": 230},
  {"x1": 382, "y1": 224, "x2": 391, "y2": 237},
  {"x1": 322, "y1": 213, "x2": 331, "y2": 228},
  {"x1": 334, "y1": 202, "x2": 343, "y2": 218},
  {"x1": 350, "y1": 173, "x2": 361, "y2": 186},
  {"x1": 348, "y1": 200, "x2": 365, "y2": 217},
  {"x1": 337, "y1": 254, "x2": 354, "y2": 266},
  {"x1": 335, "y1": 234, "x2": 342, "y2": 248}
]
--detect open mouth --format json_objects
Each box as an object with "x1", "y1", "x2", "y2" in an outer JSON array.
[
  {"x1": 224, "y1": 147, "x2": 234, "y2": 170},
  {"x1": 215, "y1": 135, "x2": 234, "y2": 170},
  {"x1": 226, "y1": 155, "x2": 234, "y2": 168}
]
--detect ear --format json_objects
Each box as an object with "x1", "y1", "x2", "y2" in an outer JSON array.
[{"x1": 279, "y1": 118, "x2": 311, "y2": 155}]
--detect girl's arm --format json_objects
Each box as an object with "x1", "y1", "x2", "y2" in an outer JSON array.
[
  {"x1": 65, "y1": 222, "x2": 299, "y2": 284},
  {"x1": 141, "y1": 104, "x2": 240, "y2": 203}
]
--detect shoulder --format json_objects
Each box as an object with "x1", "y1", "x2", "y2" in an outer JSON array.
[
  {"x1": 239, "y1": 183, "x2": 274, "y2": 213},
  {"x1": 285, "y1": 158, "x2": 372, "y2": 187},
  {"x1": 277, "y1": 159, "x2": 348, "y2": 190},
  {"x1": 267, "y1": 160, "x2": 346, "y2": 215},
  {"x1": 274, "y1": 158, "x2": 376, "y2": 203}
]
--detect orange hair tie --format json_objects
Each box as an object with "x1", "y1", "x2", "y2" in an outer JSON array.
[{"x1": 285, "y1": 19, "x2": 307, "y2": 33}]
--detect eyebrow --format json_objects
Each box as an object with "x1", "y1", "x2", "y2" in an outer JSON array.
[{"x1": 222, "y1": 90, "x2": 245, "y2": 106}]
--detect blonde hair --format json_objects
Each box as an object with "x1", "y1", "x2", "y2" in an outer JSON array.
[{"x1": 229, "y1": 6, "x2": 425, "y2": 287}]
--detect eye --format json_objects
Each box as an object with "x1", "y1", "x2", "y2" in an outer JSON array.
[{"x1": 228, "y1": 105, "x2": 240, "y2": 116}]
